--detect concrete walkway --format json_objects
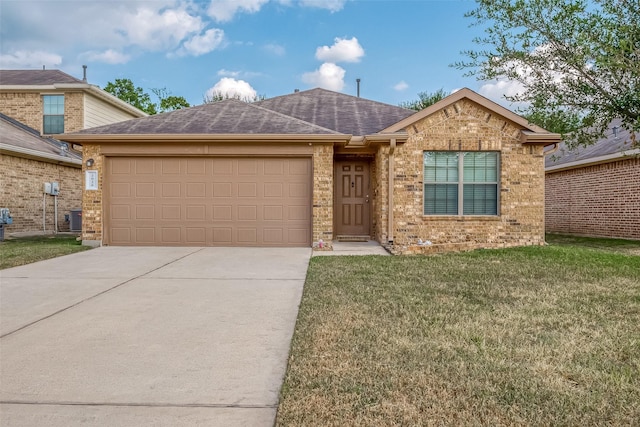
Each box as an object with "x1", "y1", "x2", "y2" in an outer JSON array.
[
  {"x1": 0, "y1": 247, "x2": 311, "y2": 427},
  {"x1": 313, "y1": 240, "x2": 390, "y2": 256}
]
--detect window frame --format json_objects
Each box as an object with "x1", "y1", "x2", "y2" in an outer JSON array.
[
  {"x1": 423, "y1": 151, "x2": 500, "y2": 216},
  {"x1": 42, "y1": 94, "x2": 65, "y2": 134}
]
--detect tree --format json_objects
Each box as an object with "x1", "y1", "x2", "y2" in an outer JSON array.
[
  {"x1": 104, "y1": 78, "x2": 157, "y2": 115},
  {"x1": 400, "y1": 89, "x2": 448, "y2": 111},
  {"x1": 151, "y1": 87, "x2": 190, "y2": 113},
  {"x1": 203, "y1": 91, "x2": 265, "y2": 104},
  {"x1": 455, "y1": 0, "x2": 639, "y2": 148},
  {"x1": 520, "y1": 96, "x2": 583, "y2": 135}
]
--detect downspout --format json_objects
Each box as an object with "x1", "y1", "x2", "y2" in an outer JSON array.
[
  {"x1": 544, "y1": 143, "x2": 559, "y2": 156},
  {"x1": 388, "y1": 138, "x2": 396, "y2": 244}
]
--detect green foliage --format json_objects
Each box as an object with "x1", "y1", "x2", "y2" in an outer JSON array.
[
  {"x1": 456, "y1": 0, "x2": 640, "y2": 148},
  {"x1": 104, "y1": 78, "x2": 157, "y2": 115},
  {"x1": 521, "y1": 96, "x2": 582, "y2": 134},
  {"x1": 151, "y1": 87, "x2": 190, "y2": 113},
  {"x1": 104, "y1": 80, "x2": 190, "y2": 115},
  {"x1": 400, "y1": 88, "x2": 448, "y2": 111}
]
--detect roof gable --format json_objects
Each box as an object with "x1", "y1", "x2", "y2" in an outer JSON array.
[
  {"x1": 68, "y1": 98, "x2": 344, "y2": 136},
  {"x1": 382, "y1": 88, "x2": 550, "y2": 134},
  {"x1": 0, "y1": 69, "x2": 84, "y2": 85},
  {"x1": 255, "y1": 88, "x2": 415, "y2": 135}
]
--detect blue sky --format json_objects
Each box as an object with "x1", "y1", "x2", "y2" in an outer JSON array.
[{"x1": 0, "y1": 0, "x2": 515, "y2": 108}]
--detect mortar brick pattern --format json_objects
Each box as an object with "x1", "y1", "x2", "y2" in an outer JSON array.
[
  {"x1": 0, "y1": 154, "x2": 81, "y2": 232},
  {"x1": 0, "y1": 91, "x2": 85, "y2": 134},
  {"x1": 382, "y1": 99, "x2": 546, "y2": 254},
  {"x1": 546, "y1": 158, "x2": 640, "y2": 240},
  {"x1": 313, "y1": 144, "x2": 334, "y2": 249},
  {"x1": 81, "y1": 144, "x2": 104, "y2": 242}
]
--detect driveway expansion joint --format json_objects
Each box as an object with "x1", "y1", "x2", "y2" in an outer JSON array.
[{"x1": 0, "y1": 248, "x2": 205, "y2": 339}]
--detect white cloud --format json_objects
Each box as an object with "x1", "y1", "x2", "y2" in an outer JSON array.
[
  {"x1": 207, "y1": 0, "x2": 269, "y2": 22},
  {"x1": 264, "y1": 43, "x2": 286, "y2": 56},
  {"x1": 206, "y1": 77, "x2": 258, "y2": 100},
  {"x1": 299, "y1": 0, "x2": 348, "y2": 12},
  {"x1": 179, "y1": 29, "x2": 225, "y2": 56},
  {"x1": 122, "y1": 6, "x2": 204, "y2": 51},
  {"x1": 479, "y1": 79, "x2": 526, "y2": 101},
  {"x1": 82, "y1": 49, "x2": 131, "y2": 64},
  {"x1": 0, "y1": 50, "x2": 62, "y2": 68},
  {"x1": 302, "y1": 62, "x2": 345, "y2": 91},
  {"x1": 393, "y1": 81, "x2": 409, "y2": 91},
  {"x1": 315, "y1": 37, "x2": 364, "y2": 63}
]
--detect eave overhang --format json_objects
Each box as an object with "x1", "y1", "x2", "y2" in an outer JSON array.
[
  {"x1": 59, "y1": 133, "x2": 352, "y2": 144},
  {"x1": 0, "y1": 83, "x2": 147, "y2": 118},
  {"x1": 520, "y1": 131, "x2": 562, "y2": 145},
  {"x1": 545, "y1": 148, "x2": 640, "y2": 172},
  {"x1": 0, "y1": 143, "x2": 82, "y2": 167}
]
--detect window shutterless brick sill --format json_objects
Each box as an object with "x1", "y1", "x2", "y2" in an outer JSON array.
[{"x1": 422, "y1": 215, "x2": 502, "y2": 221}]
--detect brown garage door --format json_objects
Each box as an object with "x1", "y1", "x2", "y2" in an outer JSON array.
[{"x1": 105, "y1": 157, "x2": 312, "y2": 246}]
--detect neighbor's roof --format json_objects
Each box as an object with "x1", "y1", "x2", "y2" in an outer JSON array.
[
  {"x1": 0, "y1": 113, "x2": 81, "y2": 166},
  {"x1": 63, "y1": 98, "x2": 346, "y2": 137},
  {"x1": 545, "y1": 118, "x2": 639, "y2": 171},
  {"x1": 0, "y1": 69, "x2": 84, "y2": 85},
  {"x1": 255, "y1": 88, "x2": 415, "y2": 136}
]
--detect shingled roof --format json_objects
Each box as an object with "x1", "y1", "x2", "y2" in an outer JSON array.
[
  {"x1": 0, "y1": 113, "x2": 81, "y2": 164},
  {"x1": 255, "y1": 88, "x2": 415, "y2": 136},
  {"x1": 0, "y1": 69, "x2": 84, "y2": 85},
  {"x1": 546, "y1": 118, "x2": 639, "y2": 169},
  {"x1": 69, "y1": 98, "x2": 344, "y2": 135}
]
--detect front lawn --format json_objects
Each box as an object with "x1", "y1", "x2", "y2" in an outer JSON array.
[
  {"x1": 277, "y1": 241, "x2": 640, "y2": 425},
  {"x1": 0, "y1": 235, "x2": 91, "y2": 269}
]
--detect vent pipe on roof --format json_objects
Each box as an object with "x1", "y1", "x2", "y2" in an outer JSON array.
[
  {"x1": 356, "y1": 78, "x2": 361, "y2": 97},
  {"x1": 294, "y1": 88, "x2": 299, "y2": 93},
  {"x1": 82, "y1": 65, "x2": 87, "y2": 82}
]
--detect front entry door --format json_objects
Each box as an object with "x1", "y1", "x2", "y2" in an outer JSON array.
[{"x1": 335, "y1": 161, "x2": 370, "y2": 236}]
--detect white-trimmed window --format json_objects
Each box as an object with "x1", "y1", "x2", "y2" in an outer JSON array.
[
  {"x1": 43, "y1": 95, "x2": 65, "y2": 134},
  {"x1": 423, "y1": 151, "x2": 499, "y2": 216}
]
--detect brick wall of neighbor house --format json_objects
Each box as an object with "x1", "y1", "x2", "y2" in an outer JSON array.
[
  {"x1": 0, "y1": 91, "x2": 84, "y2": 134},
  {"x1": 386, "y1": 99, "x2": 546, "y2": 254},
  {"x1": 80, "y1": 144, "x2": 103, "y2": 244},
  {"x1": 313, "y1": 143, "x2": 334, "y2": 249},
  {"x1": 0, "y1": 93, "x2": 42, "y2": 131},
  {"x1": 0, "y1": 154, "x2": 82, "y2": 233},
  {"x1": 546, "y1": 157, "x2": 640, "y2": 240}
]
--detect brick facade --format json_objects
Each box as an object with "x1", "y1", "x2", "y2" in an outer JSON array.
[
  {"x1": 0, "y1": 154, "x2": 82, "y2": 233},
  {"x1": 0, "y1": 91, "x2": 85, "y2": 134},
  {"x1": 80, "y1": 144, "x2": 104, "y2": 244},
  {"x1": 312, "y1": 144, "x2": 334, "y2": 249},
  {"x1": 546, "y1": 157, "x2": 640, "y2": 240},
  {"x1": 380, "y1": 99, "x2": 546, "y2": 254}
]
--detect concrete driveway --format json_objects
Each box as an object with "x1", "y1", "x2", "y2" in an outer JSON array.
[{"x1": 0, "y1": 246, "x2": 311, "y2": 426}]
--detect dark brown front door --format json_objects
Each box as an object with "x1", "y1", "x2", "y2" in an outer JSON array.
[{"x1": 335, "y1": 161, "x2": 370, "y2": 236}]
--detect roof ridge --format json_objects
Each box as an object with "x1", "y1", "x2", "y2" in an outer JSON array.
[{"x1": 245, "y1": 99, "x2": 344, "y2": 135}]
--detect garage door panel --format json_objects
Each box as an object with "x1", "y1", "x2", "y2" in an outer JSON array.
[{"x1": 106, "y1": 157, "x2": 311, "y2": 246}]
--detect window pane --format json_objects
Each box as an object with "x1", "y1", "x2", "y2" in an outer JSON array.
[
  {"x1": 424, "y1": 152, "x2": 458, "y2": 182},
  {"x1": 44, "y1": 115, "x2": 64, "y2": 134},
  {"x1": 463, "y1": 184, "x2": 498, "y2": 215},
  {"x1": 424, "y1": 184, "x2": 458, "y2": 215},
  {"x1": 463, "y1": 152, "x2": 498, "y2": 182},
  {"x1": 43, "y1": 95, "x2": 65, "y2": 114}
]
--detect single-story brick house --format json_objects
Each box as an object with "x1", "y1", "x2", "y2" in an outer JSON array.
[
  {"x1": 0, "y1": 113, "x2": 82, "y2": 232},
  {"x1": 545, "y1": 119, "x2": 639, "y2": 240},
  {"x1": 60, "y1": 88, "x2": 561, "y2": 253}
]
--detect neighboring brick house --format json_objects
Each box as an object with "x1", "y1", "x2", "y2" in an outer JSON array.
[
  {"x1": 545, "y1": 119, "x2": 640, "y2": 240},
  {"x1": 0, "y1": 69, "x2": 147, "y2": 233},
  {"x1": 60, "y1": 88, "x2": 561, "y2": 253},
  {"x1": 0, "y1": 113, "x2": 82, "y2": 232}
]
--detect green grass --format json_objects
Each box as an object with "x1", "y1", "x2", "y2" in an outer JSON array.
[
  {"x1": 0, "y1": 235, "x2": 92, "y2": 269},
  {"x1": 277, "y1": 241, "x2": 640, "y2": 426},
  {"x1": 546, "y1": 233, "x2": 640, "y2": 255}
]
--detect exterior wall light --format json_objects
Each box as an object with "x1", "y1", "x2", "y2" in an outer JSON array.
[{"x1": 86, "y1": 158, "x2": 95, "y2": 167}]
